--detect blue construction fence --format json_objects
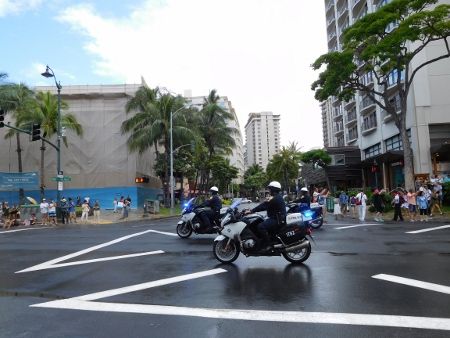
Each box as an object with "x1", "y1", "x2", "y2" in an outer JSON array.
[{"x1": 0, "y1": 186, "x2": 163, "y2": 210}]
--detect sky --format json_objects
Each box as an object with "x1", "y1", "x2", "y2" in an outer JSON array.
[{"x1": 0, "y1": 0, "x2": 328, "y2": 151}]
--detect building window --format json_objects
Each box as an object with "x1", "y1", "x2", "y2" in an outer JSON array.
[
  {"x1": 331, "y1": 154, "x2": 345, "y2": 166},
  {"x1": 364, "y1": 143, "x2": 381, "y2": 159},
  {"x1": 385, "y1": 130, "x2": 411, "y2": 151}
]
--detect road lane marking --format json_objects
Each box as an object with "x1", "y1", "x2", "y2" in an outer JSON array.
[
  {"x1": 17, "y1": 229, "x2": 161, "y2": 273},
  {"x1": 73, "y1": 268, "x2": 227, "y2": 301},
  {"x1": 334, "y1": 223, "x2": 378, "y2": 230},
  {"x1": 148, "y1": 230, "x2": 178, "y2": 237},
  {"x1": 372, "y1": 274, "x2": 450, "y2": 295},
  {"x1": 33, "y1": 301, "x2": 450, "y2": 331},
  {"x1": 0, "y1": 227, "x2": 52, "y2": 234},
  {"x1": 406, "y1": 225, "x2": 450, "y2": 234},
  {"x1": 30, "y1": 251, "x2": 165, "y2": 271},
  {"x1": 31, "y1": 268, "x2": 450, "y2": 331}
]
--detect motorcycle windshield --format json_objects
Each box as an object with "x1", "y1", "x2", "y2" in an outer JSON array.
[
  {"x1": 182, "y1": 198, "x2": 196, "y2": 213},
  {"x1": 230, "y1": 198, "x2": 242, "y2": 209}
]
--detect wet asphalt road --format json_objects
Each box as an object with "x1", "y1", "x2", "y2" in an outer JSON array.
[{"x1": 1, "y1": 214, "x2": 450, "y2": 338}]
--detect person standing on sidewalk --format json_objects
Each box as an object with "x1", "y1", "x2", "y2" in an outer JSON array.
[
  {"x1": 113, "y1": 197, "x2": 118, "y2": 213},
  {"x1": 356, "y1": 190, "x2": 368, "y2": 222},
  {"x1": 406, "y1": 189, "x2": 417, "y2": 222},
  {"x1": 392, "y1": 190, "x2": 404, "y2": 221},
  {"x1": 39, "y1": 198, "x2": 49, "y2": 226},
  {"x1": 416, "y1": 191, "x2": 429, "y2": 222},
  {"x1": 81, "y1": 200, "x2": 90, "y2": 223},
  {"x1": 372, "y1": 189, "x2": 384, "y2": 222},
  {"x1": 68, "y1": 197, "x2": 77, "y2": 223},
  {"x1": 93, "y1": 200, "x2": 101, "y2": 223},
  {"x1": 339, "y1": 191, "x2": 349, "y2": 217}
]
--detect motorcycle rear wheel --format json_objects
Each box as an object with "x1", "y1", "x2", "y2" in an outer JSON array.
[
  {"x1": 213, "y1": 238, "x2": 240, "y2": 264},
  {"x1": 176, "y1": 222, "x2": 193, "y2": 238},
  {"x1": 310, "y1": 218, "x2": 323, "y2": 229},
  {"x1": 282, "y1": 242, "x2": 311, "y2": 264}
]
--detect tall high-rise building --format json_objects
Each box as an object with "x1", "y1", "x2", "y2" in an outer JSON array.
[
  {"x1": 184, "y1": 95, "x2": 245, "y2": 183},
  {"x1": 322, "y1": 0, "x2": 450, "y2": 188},
  {"x1": 244, "y1": 112, "x2": 281, "y2": 169}
]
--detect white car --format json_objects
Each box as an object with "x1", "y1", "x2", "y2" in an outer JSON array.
[{"x1": 241, "y1": 198, "x2": 252, "y2": 204}]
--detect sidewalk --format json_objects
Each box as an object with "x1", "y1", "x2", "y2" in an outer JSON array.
[
  {"x1": 83, "y1": 209, "x2": 175, "y2": 225},
  {"x1": 325, "y1": 210, "x2": 450, "y2": 223}
]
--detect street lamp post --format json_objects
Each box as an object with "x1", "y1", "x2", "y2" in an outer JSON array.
[{"x1": 41, "y1": 65, "x2": 62, "y2": 205}]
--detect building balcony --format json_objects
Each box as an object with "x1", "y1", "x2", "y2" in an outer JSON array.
[
  {"x1": 359, "y1": 96, "x2": 376, "y2": 115},
  {"x1": 326, "y1": 1, "x2": 334, "y2": 13},
  {"x1": 334, "y1": 124, "x2": 344, "y2": 135},
  {"x1": 345, "y1": 109, "x2": 357, "y2": 125},
  {"x1": 328, "y1": 31, "x2": 337, "y2": 42},
  {"x1": 332, "y1": 95, "x2": 341, "y2": 106},
  {"x1": 361, "y1": 119, "x2": 377, "y2": 135},
  {"x1": 343, "y1": 98, "x2": 356, "y2": 109},
  {"x1": 327, "y1": 16, "x2": 336, "y2": 27},
  {"x1": 332, "y1": 106, "x2": 344, "y2": 120},
  {"x1": 352, "y1": 0, "x2": 366, "y2": 12},
  {"x1": 346, "y1": 134, "x2": 358, "y2": 144},
  {"x1": 337, "y1": 5, "x2": 348, "y2": 20}
]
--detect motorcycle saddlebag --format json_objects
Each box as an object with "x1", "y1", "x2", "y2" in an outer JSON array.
[{"x1": 277, "y1": 224, "x2": 307, "y2": 245}]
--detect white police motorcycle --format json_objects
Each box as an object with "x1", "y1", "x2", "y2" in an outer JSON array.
[
  {"x1": 213, "y1": 199, "x2": 313, "y2": 264},
  {"x1": 176, "y1": 197, "x2": 227, "y2": 238}
]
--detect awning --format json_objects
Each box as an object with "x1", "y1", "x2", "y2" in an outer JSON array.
[{"x1": 361, "y1": 150, "x2": 403, "y2": 166}]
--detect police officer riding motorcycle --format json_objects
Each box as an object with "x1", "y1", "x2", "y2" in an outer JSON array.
[
  {"x1": 245, "y1": 181, "x2": 286, "y2": 251},
  {"x1": 197, "y1": 186, "x2": 222, "y2": 231}
]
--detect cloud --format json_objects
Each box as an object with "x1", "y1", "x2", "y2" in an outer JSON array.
[
  {"x1": 0, "y1": 0, "x2": 43, "y2": 16},
  {"x1": 58, "y1": 0, "x2": 328, "y2": 150}
]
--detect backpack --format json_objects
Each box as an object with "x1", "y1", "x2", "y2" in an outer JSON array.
[{"x1": 355, "y1": 193, "x2": 362, "y2": 205}]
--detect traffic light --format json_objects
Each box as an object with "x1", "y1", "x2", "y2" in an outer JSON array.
[
  {"x1": 0, "y1": 109, "x2": 4, "y2": 128},
  {"x1": 135, "y1": 176, "x2": 149, "y2": 183},
  {"x1": 30, "y1": 123, "x2": 41, "y2": 141}
]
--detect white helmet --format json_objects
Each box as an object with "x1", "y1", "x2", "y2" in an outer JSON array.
[
  {"x1": 301, "y1": 187, "x2": 308, "y2": 192},
  {"x1": 210, "y1": 186, "x2": 219, "y2": 192},
  {"x1": 267, "y1": 181, "x2": 282, "y2": 190}
]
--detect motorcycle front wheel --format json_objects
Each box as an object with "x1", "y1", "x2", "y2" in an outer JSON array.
[
  {"x1": 176, "y1": 222, "x2": 193, "y2": 238},
  {"x1": 282, "y1": 242, "x2": 311, "y2": 264},
  {"x1": 310, "y1": 218, "x2": 323, "y2": 229},
  {"x1": 213, "y1": 238, "x2": 240, "y2": 264}
]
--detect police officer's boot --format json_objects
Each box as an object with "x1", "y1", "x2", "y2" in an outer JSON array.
[{"x1": 260, "y1": 230, "x2": 272, "y2": 252}]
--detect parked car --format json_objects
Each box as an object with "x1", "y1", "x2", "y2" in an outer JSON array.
[{"x1": 241, "y1": 198, "x2": 253, "y2": 204}]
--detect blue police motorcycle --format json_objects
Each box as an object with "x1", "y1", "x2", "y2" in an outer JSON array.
[{"x1": 286, "y1": 202, "x2": 323, "y2": 229}]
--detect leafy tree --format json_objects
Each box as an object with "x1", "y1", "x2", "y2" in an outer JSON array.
[
  {"x1": 209, "y1": 156, "x2": 239, "y2": 194},
  {"x1": 312, "y1": 0, "x2": 450, "y2": 190},
  {"x1": 0, "y1": 82, "x2": 36, "y2": 203},
  {"x1": 300, "y1": 149, "x2": 332, "y2": 167},
  {"x1": 195, "y1": 90, "x2": 237, "y2": 191},
  {"x1": 28, "y1": 91, "x2": 83, "y2": 198},
  {"x1": 122, "y1": 88, "x2": 195, "y2": 205},
  {"x1": 243, "y1": 164, "x2": 267, "y2": 200},
  {"x1": 266, "y1": 146, "x2": 300, "y2": 193}
]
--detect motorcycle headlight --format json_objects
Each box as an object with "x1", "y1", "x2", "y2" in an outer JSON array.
[{"x1": 304, "y1": 210, "x2": 314, "y2": 218}]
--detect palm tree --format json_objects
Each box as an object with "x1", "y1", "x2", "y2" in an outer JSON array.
[
  {"x1": 26, "y1": 91, "x2": 83, "y2": 198},
  {"x1": 0, "y1": 82, "x2": 36, "y2": 204},
  {"x1": 266, "y1": 146, "x2": 300, "y2": 193},
  {"x1": 195, "y1": 90, "x2": 237, "y2": 191},
  {"x1": 243, "y1": 164, "x2": 267, "y2": 200},
  {"x1": 121, "y1": 86, "x2": 160, "y2": 154},
  {"x1": 121, "y1": 88, "x2": 195, "y2": 205}
]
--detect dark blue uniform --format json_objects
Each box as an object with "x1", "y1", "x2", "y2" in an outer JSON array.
[
  {"x1": 251, "y1": 193, "x2": 286, "y2": 238},
  {"x1": 198, "y1": 195, "x2": 222, "y2": 229}
]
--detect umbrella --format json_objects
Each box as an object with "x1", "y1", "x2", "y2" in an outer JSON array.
[{"x1": 26, "y1": 196, "x2": 38, "y2": 205}]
